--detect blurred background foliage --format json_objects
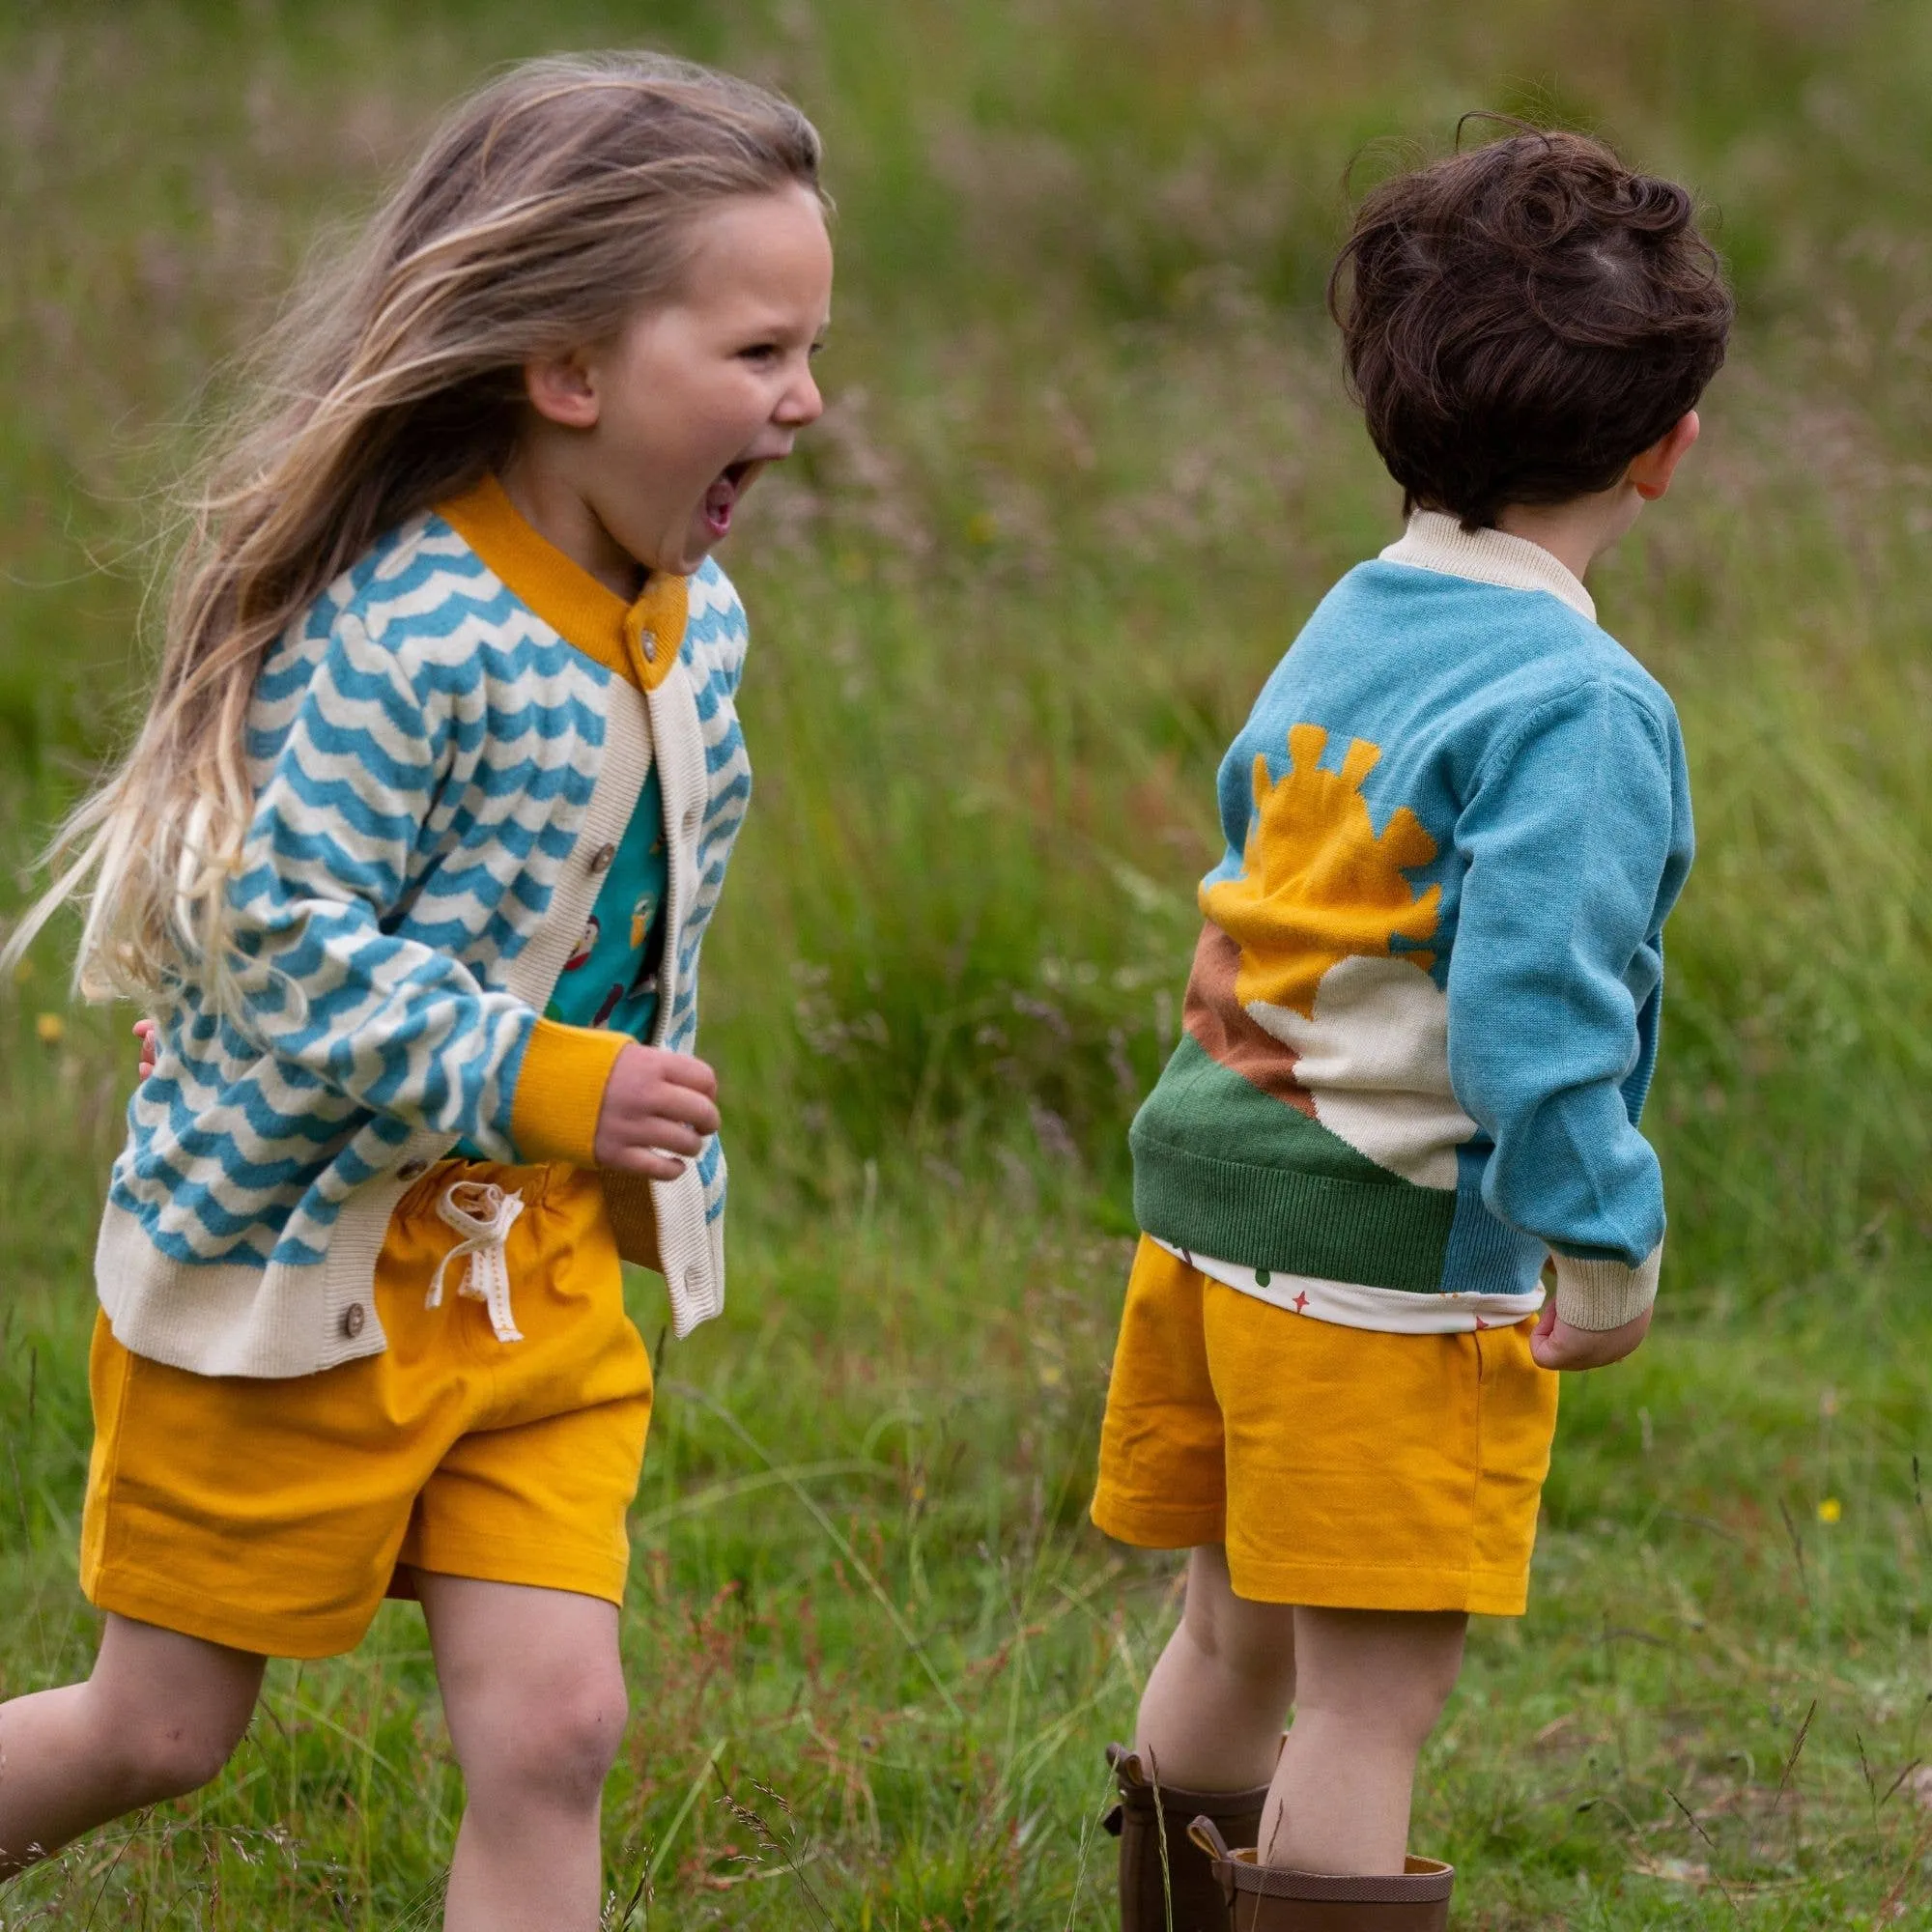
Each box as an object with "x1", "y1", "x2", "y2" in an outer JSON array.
[
  {"x1": 5, "y1": 0, "x2": 1931, "y2": 1307},
  {"x1": 4, "y1": 3, "x2": 1932, "y2": 1924}
]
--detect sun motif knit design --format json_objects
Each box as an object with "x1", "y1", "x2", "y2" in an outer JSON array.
[
  {"x1": 1131, "y1": 523, "x2": 1693, "y2": 1318},
  {"x1": 1200, "y1": 724, "x2": 1441, "y2": 1017}
]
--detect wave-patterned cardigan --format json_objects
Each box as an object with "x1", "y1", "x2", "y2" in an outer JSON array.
[{"x1": 97, "y1": 477, "x2": 752, "y2": 1378}]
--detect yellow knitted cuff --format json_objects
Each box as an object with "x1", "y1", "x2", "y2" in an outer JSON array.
[
  {"x1": 509, "y1": 1019, "x2": 629, "y2": 1167},
  {"x1": 1551, "y1": 1244, "x2": 1662, "y2": 1331}
]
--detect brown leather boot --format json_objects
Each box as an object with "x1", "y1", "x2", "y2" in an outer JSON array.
[
  {"x1": 1186, "y1": 1818, "x2": 1454, "y2": 1931},
  {"x1": 1104, "y1": 1743, "x2": 1268, "y2": 1931}
]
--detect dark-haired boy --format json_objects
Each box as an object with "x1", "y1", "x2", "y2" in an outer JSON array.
[{"x1": 1092, "y1": 130, "x2": 1731, "y2": 1930}]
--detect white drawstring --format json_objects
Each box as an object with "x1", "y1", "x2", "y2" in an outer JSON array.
[{"x1": 425, "y1": 1180, "x2": 526, "y2": 1343}]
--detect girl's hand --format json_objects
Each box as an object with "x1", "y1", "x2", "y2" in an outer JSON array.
[
  {"x1": 593, "y1": 1043, "x2": 721, "y2": 1179},
  {"x1": 1529, "y1": 1300, "x2": 1652, "y2": 1371},
  {"x1": 133, "y1": 1017, "x2": 158, "y2": 1080}
]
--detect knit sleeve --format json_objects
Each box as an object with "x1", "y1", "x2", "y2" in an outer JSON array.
[
  {"x1": 699, "y1": 557, "x2": 751, "y2": 698},
  {"x1": 222, "y1": 609, "x2": 559, "y2": 1158},
  {"x1": 1445, "y1": 679, "x2": 1693, "y2": 1329}
]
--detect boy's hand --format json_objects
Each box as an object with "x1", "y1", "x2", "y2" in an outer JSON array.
[
  {"x1": 1530, "y1": 1300, "x2": 1651, "y2": 1371},
  {"x1": 593, "y1": 1043, "x2": 721, "y2": 1180},
  {"x1": 133, "y1": 1017, "x2": 157, "y2": 1080}
]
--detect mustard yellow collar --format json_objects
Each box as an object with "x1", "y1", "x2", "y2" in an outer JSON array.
[{"x1": 437, "y1": 474, "x2": 688, "y2": 692}]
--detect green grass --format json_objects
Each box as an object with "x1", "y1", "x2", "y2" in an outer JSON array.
[{"x1": 4, "y1": 0, "x2": 1932, "y2": 1924}]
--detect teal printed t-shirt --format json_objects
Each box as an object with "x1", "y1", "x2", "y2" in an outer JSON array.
[
  {"x1": 458, "y1": 766, "x2": 667, "y2": 1162},
  {"x1": 549, "y1": 763, "x2": 668, "y2": 1040}
]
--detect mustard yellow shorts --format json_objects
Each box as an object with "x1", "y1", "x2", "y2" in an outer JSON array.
[
  {"x1": 1091, "y1": 1236, "x2": 1559, "y2": 1614},
  {"x1": 81, "y1": 1160, "x2": 653, "y2": 1659}
]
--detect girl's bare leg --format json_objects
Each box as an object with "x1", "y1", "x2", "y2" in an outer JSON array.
[
  {"x1": 415, "y1": 1573, "x2": 627, "y2": 1932},
  {"x1": 1134, "y1": 1545, "x2": 1296, "y2": 1790},
  {"x1": 0, "y1": 1614, "x2": 263, "y2": 1877},
  {"x1": 1262, "y1": 1604, "x2": 1466, "y2": 1872}
]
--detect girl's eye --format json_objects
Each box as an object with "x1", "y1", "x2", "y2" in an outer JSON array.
[{"x1": 738, "y1": 343, "x2": 781, "y2": 364}]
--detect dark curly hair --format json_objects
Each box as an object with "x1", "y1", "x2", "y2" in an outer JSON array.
[{"x1": 1329, "y1": 127, "x2": 1733, "y2": 531}]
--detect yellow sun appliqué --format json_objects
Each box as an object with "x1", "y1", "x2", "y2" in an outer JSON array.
[{"x1": 1200, "y1": 724, "x2": 1440, "y2": 1018}]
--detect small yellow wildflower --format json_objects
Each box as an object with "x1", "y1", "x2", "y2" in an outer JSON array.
[
  {"x1": 1817, "y1": 1497, "x2": 1842, "y2": 1524},
  {"x1": 964, "y1": 510, "x2": 999, "y2": 546},
  {"x1": 35, "y1": 1011, "x2": 66, "y2": 1045}
]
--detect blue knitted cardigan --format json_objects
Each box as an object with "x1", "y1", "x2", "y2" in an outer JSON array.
[{"x1": 99, "y1": 478, "x2": 751, "y2": 1376}]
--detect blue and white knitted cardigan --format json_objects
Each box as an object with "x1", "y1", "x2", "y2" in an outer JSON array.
[{"x1": 97, "y1": 477, "x2": 752, "y2": 1377}]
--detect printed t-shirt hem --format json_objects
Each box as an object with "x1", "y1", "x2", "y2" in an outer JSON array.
[
  {"x1": 81, "y1": 1559, "x2": 377, "y2": 1662},
  {"x1": 1147, "y1": 1236, "x2": 1545, "y2": 1334}
]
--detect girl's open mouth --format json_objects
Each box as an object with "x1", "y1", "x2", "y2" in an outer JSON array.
[{"x1": 702, "y1": 461, "x2": 758, "y2": 537}]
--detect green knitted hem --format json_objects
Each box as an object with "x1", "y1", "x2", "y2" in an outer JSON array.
[{"x1": 1130, "y1": 1132, "x2": 1456, "y2": 1293}]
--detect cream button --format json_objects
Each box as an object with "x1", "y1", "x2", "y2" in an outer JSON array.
[
  {"x1": 341, "y1": 1302, "x2": 366, "y2": 1339},
  {"x1": 639, "y1": 628, "x2": 657, "y2": 662}
]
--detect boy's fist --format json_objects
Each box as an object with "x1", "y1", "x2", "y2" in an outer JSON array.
[
  {"x1": 1529, "y1": 1300, "x2": 1651, "y2": 1371},
  {"x1": 593, "y1": 1043, "x2": 721, "y2": 1180}
]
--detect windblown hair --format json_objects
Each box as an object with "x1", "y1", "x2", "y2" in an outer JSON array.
[
  {"x1": 8, "y1": 52, "x2": 824, "y2": 1007},
  {"x1": 1329, "y1": 125, "x2": 1732, "y2": 530}
]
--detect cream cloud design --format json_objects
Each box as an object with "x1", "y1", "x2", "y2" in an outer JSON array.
[{"x1": 1246, "y1": 953, "x2": 1474, "y2": 1189}]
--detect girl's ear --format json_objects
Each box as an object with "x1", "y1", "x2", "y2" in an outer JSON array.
[{"x1": 524, "y1": 349, "x2": 601, "y2": 430}]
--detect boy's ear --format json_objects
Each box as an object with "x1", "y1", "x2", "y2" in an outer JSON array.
[
  {"x1": 524, "y1": 349, "x2": 601, "y2": 431},
  {"x1": 1628, "y1": 411, "x2": 1700, "y2": 502}
]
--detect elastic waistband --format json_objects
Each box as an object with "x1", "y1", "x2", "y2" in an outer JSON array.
[{"x1": 396, "y1": 1158, "x2": 576, "y2": 1221}]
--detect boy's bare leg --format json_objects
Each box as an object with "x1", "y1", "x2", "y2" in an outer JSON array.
[
  {"x1": 1134, "y1": 1545, "x2": 1296, "y2": 1790},
  {"x1": 416, "y1": 1573, "x2": 627, "y2": 1932},
  {"x1": 0, "y1": 1615, "x2": 263, "y2": 1877},
  {"x1": 1262, "y1": 1605, "x2": 1466, "y2": 1872}
]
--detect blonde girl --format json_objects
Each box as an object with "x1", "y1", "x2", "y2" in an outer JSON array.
[{"x1": 0, "y1": 54, "x2": 831, "y2": 1930}]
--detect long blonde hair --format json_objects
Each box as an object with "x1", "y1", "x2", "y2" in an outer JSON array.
[{"x1": 6, "y1": 52, "x2": 823, "y2": 1007}]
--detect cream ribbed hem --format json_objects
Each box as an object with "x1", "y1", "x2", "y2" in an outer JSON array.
[
  {"x1": 1380, "y1": 511, "x2": 1596, "y2": 623},
  {"x1": 1552, "y1": 1244, "x2": 1662, "y2": 1330}
]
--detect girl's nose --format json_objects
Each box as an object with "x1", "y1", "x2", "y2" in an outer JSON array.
[{"x1": 778, "y1": 366, "x2": 824, "y2": 429}]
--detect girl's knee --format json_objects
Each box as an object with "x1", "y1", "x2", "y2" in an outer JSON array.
[
  {"x1": 86, "y1": 1615, "x2": 263, "y2": 1802},
  {"x1": 102, "y1": 1694, "x2": 250, "y2": 1803}
]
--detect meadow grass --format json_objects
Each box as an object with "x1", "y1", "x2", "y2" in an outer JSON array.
[{"x1": 4, "y1": 1, "x2": 1932, "y2": 1924}]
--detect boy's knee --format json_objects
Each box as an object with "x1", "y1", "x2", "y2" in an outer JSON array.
[
  {"x1": 465, "y1": 1663, "x2": 629, "y2": 1813},
  {"x1": 1387, "y1": 1646, "x2": 1463, "y2": 1741},
  {"x1": 1299, "y1": 1613, "x2": 1463, "y2": 1747},
  {"x1": 1180, "y1": 1578, "x2": 1296, "y2": 1691}
]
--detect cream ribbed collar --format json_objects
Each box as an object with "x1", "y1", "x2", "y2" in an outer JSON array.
[{"x1": 1378, "y1": 510, "x2": 1596, "y2": 624}]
